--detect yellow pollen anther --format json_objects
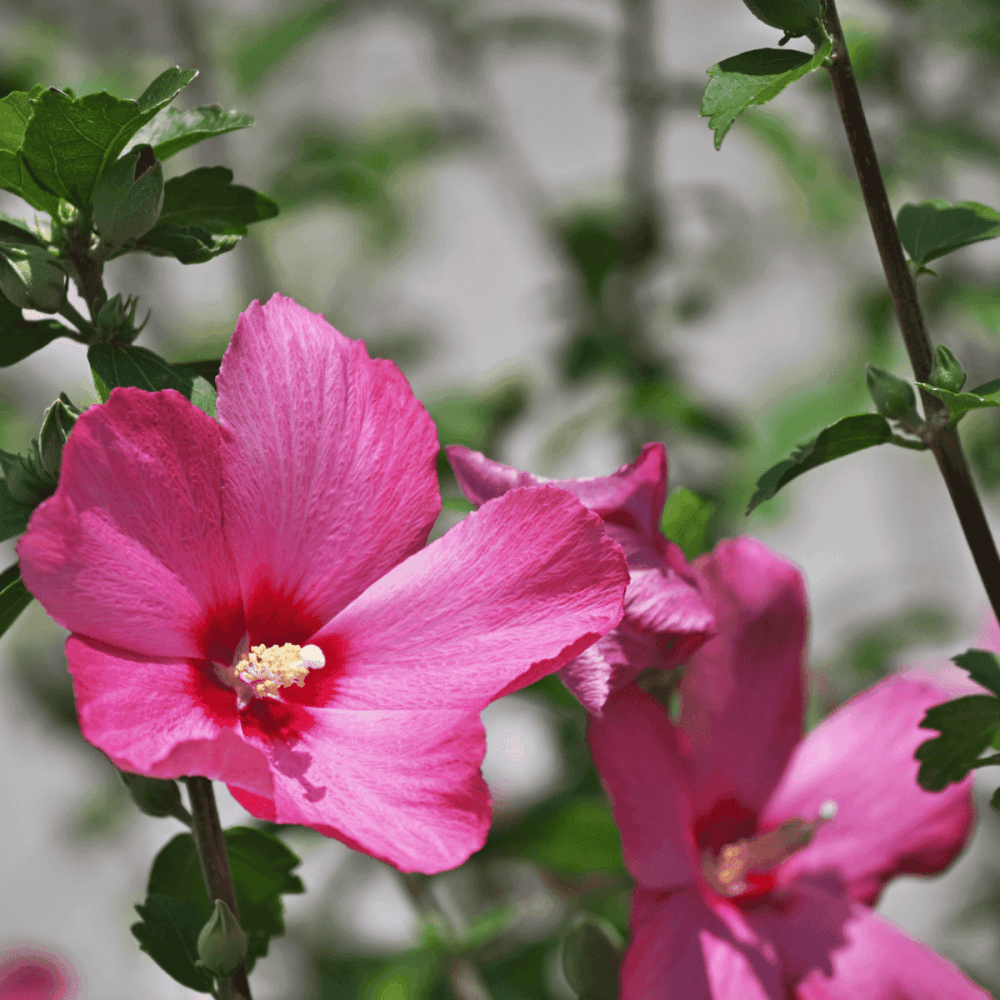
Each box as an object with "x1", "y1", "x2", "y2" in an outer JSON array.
[{"x1": 232, "y1": 642, "x2": 326, "y2": 701}]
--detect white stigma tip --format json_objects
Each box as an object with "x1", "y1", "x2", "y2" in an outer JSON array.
[
  {"x1": 299, "y1": 644, "x2": 326, "y2": 668},
  {"x1": 819, "y1": 799, "x2": 838, "y2": 821}
]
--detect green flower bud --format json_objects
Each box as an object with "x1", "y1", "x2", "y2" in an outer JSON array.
[
  {"x1": 0, "y1": 243, "x2": 67, "y2": 312},
  {"x1": 741, "y1": 0, "x2": 823, "y2": 39},
  {"x1": 118, "y1": 770, "x2": 184, "y2": 819},
  {"x1": 928, "y1": 344, "x2": 967, "y2": 394},
  {"x1": 92, "y1": 144, "x2": 164, "y2": 249},
  {"x1": 197, "y1": 899, "x2": 247, "y2": 979},
  {"x1": 866, "y1": 363, "x2": 917, "y2": 420},
  {"x1": 37, "y1": 394, "x2": 81, "y2": 480}
]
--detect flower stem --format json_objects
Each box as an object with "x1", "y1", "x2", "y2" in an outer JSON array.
[
  {"x1": 184, "y1": 777, "x2": 252, "y2": 1000},
  {"x1": 820, "y1": 0, "x2": 1000, "y2": 622}
]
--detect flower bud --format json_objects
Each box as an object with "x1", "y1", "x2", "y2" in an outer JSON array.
[
  {"x1": 118, "y1": 770, "x2": 184, "y2": 819},
  {"x1": 928, "y1": 344, "x2": 967, "y2": 394},
  {"x1": 0, "y1": 244, "x2": 67, "y2": 312},
  {"x1": 866, "y1": 364, "x2": 917, "y2": 420},
  {"x1": 92, "y1": 144, "x2": 164, "y2": 249},
  {"x1": 37, "y1": 394, "x2": 81, "y2": 480},
  {"x1": 741, "y1": 0, "x2": 822, "y2": 39},
  {"x1": 196, "y1": 899, "x2": 247, "y2": 978}
]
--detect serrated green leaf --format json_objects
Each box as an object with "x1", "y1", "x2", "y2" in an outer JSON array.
[
  {"x1": 131, "y1": 893, "x2": 215, "y2": 993},
  {"x1": 134, "y1": 222, "x2": 240, "y2": 264},
  {"x1": 88, "y1": 343, "x2": 217, "y2": 418},
  {"x1": 145, "y1": 827, "x2": 303, "y2": 973},
  {"x1": 0, "y1": 294, "x2": 69, "y2": 366},
  {"x1": 0, "y1": 149, "x2": 60, "y2": 214},
  {"x1": 660, "y1": 488, "x2": 715, "y2": 560},
  {"x1": 897, "y1": 199, "x2": 1000, "y2": 268},
  {"x1": 701, "y1": 40, "x2": 832, "y2": 150},
  {"x1": 0, "y1": 562, "x2": 33, "y2": 637},
  {"x1": 0, "y1": 92, "x2": 32, "y2": 153},
  {"x1": 0, "y1": 483, "x2": 34, "y2": 541},
  {"x1": 917, "y1": 379, "x2": 1000, "y2": 420},
  {"x1": 156, "y1": 167, "x2": 278, "y2": 235},
  {"x1": 916, "y1": 694, "x2": 1000, "y2": 791},
  {"x1": 952, "y1": 649, "x2": 1000, "y2": 698},
  {"x1": 130, "y1": 105, "x2": 255, "y2": 160},
  {"x1": 746, "y1": 413, "x2": 894, "y2": 514},
  {"x1": 21, "y1": 68, "x2": 195, "y2": 207}
]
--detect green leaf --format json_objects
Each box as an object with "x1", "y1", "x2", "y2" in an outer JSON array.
[
  {"x1": 21, "y1": 68, "x2": 195, "y2": 207},
  {"x1": 0, "y1": 294, "x2": 69, "y2": 366},
  {"x1": 952, "y1": 649, "x2": 1000, "y2": 698},
  {"x1": 916, "y1": 694, "x2": 1000, "y2": 791},
  {"x1": 131, "y1": 893, "x2": 215, "y2": 993},
  {"x1": 0, "y1": 91, "x2": 33, "y2": 152},
  {"x1": 917, "y1": 379, "x2": 1000, "y2": 420},
  {"x1": 746, "y1": 413, "x2": 894, "y2": 514},
  {"x1": 134, "y1": 222, "x2": 240, "y2": 264},
  {"x1": 897, "y1": 199, "x2": 1000, "y2": 269},
  {"x1": 88, "y1": 343, "x2": 218, "y2": 418},
  {"x1": 561, "y1": 914, "x2": 622, "y2": 1000},
  {"x1": 156, "y1": 167, "x2": 278, "y2": 235},
  {"x1": 130, "y1": 105, "x2": 255, "y2": 161},
  {"x1": 0, "y1": 483, "x2": 34, "y2": 541},
  {"x1": 701, "y1": 40, "x2": 832, "y2": 150},
  {"x1": 144, "y1": 827, "x2": 304, "y2": 973},
  {"x1": 0, "y1": 562, "x2": 34, "y2": 638},
  {"x1": 0, "y1": 149, "x2": 60, "y2": 215},
  {"x1": 660, "y1": 488, "x2": 715, "y2": 560}
]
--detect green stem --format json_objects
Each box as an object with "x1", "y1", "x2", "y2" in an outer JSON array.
[
  {"x1": 185, "y1": 777, "x2": 252, "y2": 1000},
  {"x1": 56, "y1": 301, "x2": 93, "y2": 340},
  {"x1": 821, "y1": 0, "x2": 1000, "y2": 623}
]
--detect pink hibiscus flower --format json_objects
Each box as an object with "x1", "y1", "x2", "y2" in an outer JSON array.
[
  {"x1": 588, "y1": 537, "x2": 985, "y2": 998},
  {"x1": 446, "y1": 443, "x2": 715, "y2": 713},
  {"x1": 0, "y1": 947, "x2": 76, "y2": 1000},
  {"x1": 18, "y1": 294, "x2": 629, "y2": 874}
]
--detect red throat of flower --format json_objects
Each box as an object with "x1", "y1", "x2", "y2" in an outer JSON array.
[
  {"x1": 215, "y1": 634, "x2": 326, "y2": 709},
  {"x1": 700, "y1": 800, "x2": 838, "y2": 899}
]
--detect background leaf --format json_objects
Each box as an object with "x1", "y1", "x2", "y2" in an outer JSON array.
[
  {"x1": 746, "y1": 413, "x2": 893, "y2": 514},
  {"x1": 897, "y1": 199, "x2": 1000, "y2": 268},
  {"x1": 701, "y1": 41, "x2": 832, "y2": 150},
  {"x1": 156, "y1": 167, "x2": 278, "y2": 234},
  {"x1": 0, "y1": 484, "x2": 34, "y2": 542},
  {"x1": 0, "y1": 562, "x2": 34, "y2": 638},
  {"x1": 660, "y1": 488, "x2": 715, "y2": 560}
]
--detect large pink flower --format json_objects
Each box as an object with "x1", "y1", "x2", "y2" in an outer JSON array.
[
  {"x1": 446, "y1": 443, "x2": 714, "y2": 713},
  {"x1": 589, "y1": 537, "x2": 984, "y2": 998},
  {"x1": 18, "y1": 294, "x2": 629, "y2": 874}
]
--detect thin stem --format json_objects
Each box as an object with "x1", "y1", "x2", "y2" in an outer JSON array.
[
  {"x1": 185, "y1": 777, "x2": 252, "y2": 1000},
  {"x1": 821, "y1": 0, "x2": 1000, "y2": 622},
  {"x1": 56, "y1": 301, "x2": 93, "y2": 341},
  {"x1": 64, "y1": 225, "x2": 106, "y2": 323}
]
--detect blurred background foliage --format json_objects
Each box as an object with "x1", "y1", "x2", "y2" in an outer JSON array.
[{"x1": 6, "y1": 0, "x2": 1000, "y2": 996}]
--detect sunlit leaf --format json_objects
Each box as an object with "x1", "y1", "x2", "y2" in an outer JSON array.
[
  {"x1": 661, "y1": 488, "x2": 715, "y2": 560},
  {"x1": 131, "y1": 105, "x2": 254, "y2": 160}
]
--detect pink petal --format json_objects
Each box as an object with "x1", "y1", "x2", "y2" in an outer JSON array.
[
  {"x1": 761, "y1": 674, "x2": 975, "y2": 906},
  {"x1": 0, "y1": 946, "x2": 77, "y2": 1000},
  {"x1": 18, "y1": 388, "x2": 240, "y2": 660},
  {"x1": 587, "y1": 684, "x2": 698, "y2": 889},
  {"x1": 216, "y1": 294, "x2": 440, "y2": 629},
  {"x1": 622, "y1": 886, "x2": 784, "y2": 1000},
  {"x1": 230, "y1": 707, "x2": 491, "y2": 873},
  {"x1": 310, "y1": 486, "x2": 628, "y2": 712},
  {"x1": 67, "y1": 636, "x2": 273, "y2": 795},
  {"x1": 446, "y1": 441, "x2": 668, "y2": 541},
  {"x1": 679, "y1": 537, "x2": 807, "y2": 819},
  {"x1": 749, "y1": 881, "x2": 988, "y2": 999}
]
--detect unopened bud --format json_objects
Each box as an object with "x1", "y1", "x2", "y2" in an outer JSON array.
[
  {"x1": 92, "y1": 144, "x2": 164, "y2": 248},
  {"x1": 119, "y1": 770, "x2": 184, "y2": 819},
  {"x1": 928, "y1": 345, "x2": 967, "y2": 394},
  {"x1": 0, "y1": 243, "x2": 67, "y2": 312},
  {"x1": 196, "y1": 899, "x2": 247, "y2": 978},
  {"x1": 741, "y1": 0, "x2": 823, "y2": 39},
  {"x1": 866, "y1": 364, "x2": 917, "y2": 420},
  {"x1": 37, "y1": 394, "x2": 81, "y2": 480}
]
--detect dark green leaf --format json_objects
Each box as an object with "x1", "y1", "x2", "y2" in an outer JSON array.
[
  {"x1": 561, "y1": 914, "x2": 622, "y2": 1000},
  {"x1": 134, "y1": 222, "x2": 240, "y2": 264},
  {"x1": 21, "y1": 68, "x2": 195, "y2": 207},
  {"x1": 0, "y1": 482, "x2": 34, "y2": 541},
  {"x1": 701, "y1": 41, "x2": 832, "y2": 149},
  {"x1": 157, "y1": 167, "x2": 278, "y2": 235},
  {"x1": 952, "y1": 649, "x2": 1000, "y2": 698},
  {"x1": 131, "y1": 893, "x2": 215, "y2": 993},
  {"x1": 660, "y1": 488, "x2": 715, "y2": 560},
  {"x1": 131, "y1": 106, "x2": 255, "y2": 161},
  {"x1": 917, "y1": 379, "x2": 1000, "y2": 420},
  {"x1": 145, "y1": 827, "x2": 303, "y2": 973},
  {"x1": 0, "y1": 294, "x2": 69, "y2": 366},
  {"x1": 746, "y1": 413, "x2": 893, "y2": 514},
  {"x1": 88, "y1": 343, "x2": 218, "y2": 418},
  {"x1": 916, "y1": 694, "x2": 1000, "y2": 790},
  {"x1": 897, "y1": 199, "x2": 1000, "y2": 268},
  {"x1": 0, "y1": 562, "x2": 33, "y2": 638}
]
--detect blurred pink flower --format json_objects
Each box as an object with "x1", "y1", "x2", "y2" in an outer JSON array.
[
  {"x1": 19, "y1": 294, "x2": 628, "y2": 874},
  {"x1": 0, "y1": 947, "x2": 76, "y2": 1000},
  {"x1": 589, "y1": 537, "x2": 985, "y2": 999},
  {"x1": 447, "y1": 443, "x2": 714, "y2": 713}
]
